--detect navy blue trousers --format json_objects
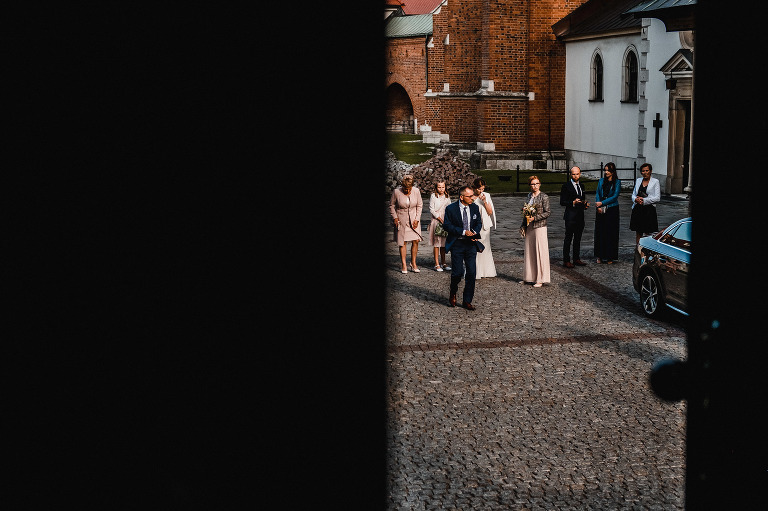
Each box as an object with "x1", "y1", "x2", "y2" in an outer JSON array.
[{"x1": 449, "y1": 239, "x2": 477, "y2": 304}]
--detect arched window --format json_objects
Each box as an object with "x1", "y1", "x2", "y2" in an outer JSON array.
[
  {"x1": 623, "y1": 47, "x2": 638, "y2": 102},
  {"x1": 590, "y1": 51, "x2": 603, "y2": 101}
]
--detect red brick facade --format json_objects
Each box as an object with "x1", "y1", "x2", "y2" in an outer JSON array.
[
  {"x1": 385, "y1": 37, "x2": 430, "y2": 131},
  {"x1": 385, "y1": 0, "x2": 587, "y2": 152}
]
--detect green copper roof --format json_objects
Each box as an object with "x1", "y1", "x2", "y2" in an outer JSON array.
[{"x1": 385, "y1": 14, "x2": 432, "y2": 38}]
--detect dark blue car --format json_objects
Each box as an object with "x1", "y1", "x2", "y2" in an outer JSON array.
[{"x1": 632, "y1": 217, "x2": 691, "y2": 318}]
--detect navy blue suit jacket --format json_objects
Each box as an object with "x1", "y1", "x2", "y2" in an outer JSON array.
[{"x1": 443, "y1": 200, "x2": 484, "y2": 253}]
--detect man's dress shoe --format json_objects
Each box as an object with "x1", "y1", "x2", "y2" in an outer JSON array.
[
  {"x1": 563, "y1": 262, "x2": 575, "y2": 268},
  {"x1": 449, "y1": 293, "x2": 457, "y2": 307},
  {"x1": 574, "y1": 260, "x2": 587, "y2": 266},
  {"x1": 462, "y1": 302, "x2": 476, "y2": 311}
]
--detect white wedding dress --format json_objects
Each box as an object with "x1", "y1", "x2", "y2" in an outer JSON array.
[{"x1": 474, "y1": 193, "x2": 497, "y2": 279}]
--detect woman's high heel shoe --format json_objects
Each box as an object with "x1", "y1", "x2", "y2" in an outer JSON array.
[{"x1": 410, "y1": 265, "x2": 420, "y2": 273}]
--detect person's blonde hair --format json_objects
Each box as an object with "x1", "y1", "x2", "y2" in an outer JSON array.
[
  {"x1": 528, "y1": 175, "x2": 539, "y2": 184},
  {"x1": 401, "y1": 175, "x2": 414, "y2": 187}
]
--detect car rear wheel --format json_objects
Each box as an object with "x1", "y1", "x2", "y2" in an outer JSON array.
[{"x1": 640, "y1": 273, "x2": 664, "y2": 318}]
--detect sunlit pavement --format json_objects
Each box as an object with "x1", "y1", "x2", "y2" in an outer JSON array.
[{"x1": 385, "y1": 194, "x2": 690, "y2": 509}]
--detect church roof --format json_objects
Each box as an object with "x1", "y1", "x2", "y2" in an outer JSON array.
[
  {"x1": 624, "y1": 0, "x2": 696, "y2": 15},
  {"x1": 623, "y1": 0, "x2": 696, "y2": 31},
  {"x1": 401, "y1": 0, "x2": 445, "y2": 15},
  {"x1": 660, "y1": 48, "x2": 693, "y2": 74},
  {"x1": 553, "y1": 0, "x2": 643, "y2": 41},
  {"x1": 385, "y1": 13, "x2": 433, "y2": 38}
]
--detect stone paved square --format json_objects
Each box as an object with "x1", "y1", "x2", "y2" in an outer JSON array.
[{"x1": 385, "y1": 194, "x2": 690, "y2": 509}]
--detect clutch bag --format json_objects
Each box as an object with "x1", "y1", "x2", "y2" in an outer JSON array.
[{"x1": 434, "y1": 222, "x2": 448, "y2": 237}]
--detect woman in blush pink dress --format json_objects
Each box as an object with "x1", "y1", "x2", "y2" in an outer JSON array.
[
  {"x1": 520, "y1": 175, "x2": 551, "y2": 287},
  {"x1": 427, "y1": 180, "x2": 452, "y2": 271},
  {"x1": 389, "y1": 175, "x2": 423, "y2": 274}
]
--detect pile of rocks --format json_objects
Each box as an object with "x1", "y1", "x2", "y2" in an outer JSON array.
[
  {"x1": 384, "y1": 150, "x2": 478, "y2": 196},
  {"x1": 384, "y1": 151, "x2": 417, "y2": 194}
]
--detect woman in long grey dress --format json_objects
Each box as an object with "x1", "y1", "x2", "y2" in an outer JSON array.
[{"x1": 520, "y1": 175, "x2": 551, "y2": 287}]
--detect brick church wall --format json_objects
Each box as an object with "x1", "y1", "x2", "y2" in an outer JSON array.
[
  {"x1": 385, "y1": 37, "x2": 429, "y2": 127},
  {"x1": 429, "y1": 1, "x2": 480, "y2": 92},
  {"x1": 526, "y1": 1, "x2": 582, "y2": 149},
  {"x1": 478, "y1": 99, "x2": 529, "y2": 151},
  {"x1": 480, "y1": 0, "x2": 529, "y2": 93},
  {"x1": 424, "y1": 99, "x2": 477, "y2": 141},
  {"x1": 386, "y1": 1, "x2": 588, "y2": 152}
]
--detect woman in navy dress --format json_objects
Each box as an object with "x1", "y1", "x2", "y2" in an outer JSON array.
[{"x1": 593, "y1": 162, "x2": 621, "y2": 263}]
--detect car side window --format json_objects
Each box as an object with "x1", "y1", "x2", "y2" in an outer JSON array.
[
  {"x1": 664, "y1": 221, "x2": 692, "y2": 251},
  {"x1": 659, "y1": 225, "x2": 678, "y2": 245}
]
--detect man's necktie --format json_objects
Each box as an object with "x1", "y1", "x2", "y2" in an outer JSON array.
[
  {"x1": 462, "y1": 206, "x2": 469, "y2": 232},
  {"x1": 576, "y1": 182, "x2": 582, "y2": 197}
]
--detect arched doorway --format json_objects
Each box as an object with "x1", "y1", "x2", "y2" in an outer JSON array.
[{"x1": 385, "y1": 83, "x2": 414, "y2": 133}]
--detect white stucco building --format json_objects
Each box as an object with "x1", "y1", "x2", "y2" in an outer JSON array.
[{"x1": 553, "y1": 0, "x2": 693, "y2": 194}]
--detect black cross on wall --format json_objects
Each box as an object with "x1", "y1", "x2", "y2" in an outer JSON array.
[{"x1": 652, "y1": 113, "x2": 663, "y2": 148}]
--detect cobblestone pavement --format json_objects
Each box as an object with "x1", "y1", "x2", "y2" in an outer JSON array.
[{"x1": 385, "y1": 193, "x2": 691, "y2": 510}]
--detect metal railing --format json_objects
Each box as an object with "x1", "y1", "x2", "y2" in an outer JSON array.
[
  {"x1": 514, "y1": 167, "x2": 571, "y2": 193},
  {"x1": 578, "y1": 161, "x2": 638, "y2": 187},
  {"x1": 512, "y1": 162, "x2": 638, "y2": 193}
]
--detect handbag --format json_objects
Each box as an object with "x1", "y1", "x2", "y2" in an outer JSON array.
[{"x1": 434, "y1": 222, "x2": 448, "y2": 237}]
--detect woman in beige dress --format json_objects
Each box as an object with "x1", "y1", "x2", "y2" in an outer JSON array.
[
  {"x1": 520, "y1": 175, "x2": 551, "y2": 287},
  {"x1": 427, "y1": 180, "x2": 451, "y2": 271},
  {"x1": 389, "y1": 175, "x2": 423, "y2": 274}
]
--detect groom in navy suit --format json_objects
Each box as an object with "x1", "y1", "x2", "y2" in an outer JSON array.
[{"x1": 443, "y1": 185, "x2": 484, "y2": 310}]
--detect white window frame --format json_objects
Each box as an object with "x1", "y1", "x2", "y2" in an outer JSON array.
[
  {"x1": 590, "y1": 49, "x2": 604, "y2": 101},
  {"x1": 622, "y1": 46, "x2": 639, "y2": 102}
]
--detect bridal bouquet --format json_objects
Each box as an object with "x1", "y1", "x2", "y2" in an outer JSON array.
[{"x1": 521, "y1": 203, "x2": 536, "y2": 225}]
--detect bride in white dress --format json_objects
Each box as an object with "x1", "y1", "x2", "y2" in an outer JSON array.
[{"x1": 472, "y1": 178, "x2": 497, "y2": 279}]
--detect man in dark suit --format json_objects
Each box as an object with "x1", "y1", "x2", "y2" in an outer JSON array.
[
  {"x1": 443, "y1": 185, "x2": 484, "y2": 310},
  {"x1": 560, "y1": 166, "x2": 589, "y2": 268}
]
